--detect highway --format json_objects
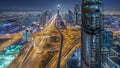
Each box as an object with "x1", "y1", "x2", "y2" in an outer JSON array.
[
  {"x1": 9, "y1": 14, "x2": 81, "y2": 68},
  {"x1": 0, "y1": 14, "x2": 40, "y2": 52},
  {"x1": 0, "y1": 22, "x2": 33, "y2": 52},
  {"x1": 46, "y1": 16, "x2": 81, "y2": 68},
  {"x1": 0, "y1": 33, "x2": 22, "y2": 52},
  {"x1": 46, "y1": 27, "x2": 81, "y2": 68},
  {"x1": 9, "y1": 14, "x2": 58, "y2": 68},
  {"x1": 19, "y1": 14, "x2": 57, "y2": 68}
]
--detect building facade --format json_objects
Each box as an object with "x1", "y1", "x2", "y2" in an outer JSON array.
[
  {"x1": 22, "y1": 30, "x2": 32, "y2": 42},
  {"x1": 81, "y1": 0, "x2": 103, "y2": 68},
  {"x1": 74, "y1": 4, "x2": 80, "y2": 25}
]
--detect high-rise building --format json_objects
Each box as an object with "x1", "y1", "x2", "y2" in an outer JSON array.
[
  {"x1": 115, "y1": 35, "x2": 120, "y2": 42},
  {"x1": 101, "y1": 29, "x2": 113, "y2": 67},
  {"x1": 66, "y1": 49, "x2": 81, "y2": 68},
  {"x1": 102, "y1": 29, "x2": 113, "y2": 51},
  {"x1": 74, "y1": 4, "x2": 80, "y2": 25},
  {"x1": 101, "y1": 45, "x2": 120, "y2": 68},
  {"x1": 22, "y1": 30, "x2": 32, "y2": 42},
  {"x1": 57, "y1": 4, "x2": 60, "y2": 16},
  {"x1": 81, "y1": 0, "x2": 103, "y2": 68},
  {"x1": 40, "y1": 11, "x2": 47, "y2": 27},
  {"x1": 65, "y1": 10, "x2": 74, "y2": 25}
]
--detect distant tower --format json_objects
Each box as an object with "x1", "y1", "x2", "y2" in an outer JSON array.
[
  {"x1": 67, "y1": 10, "x2": 74, "y2": 25},
  {"x1": 22, "y1": 29, "x2": 32, "y2": 42},
  {"x1": 81, "y1": 0, "x2": 103, "y2": 68},
  {"x1": 40, "y1": 12, "x2": 43, "y2": 27},
  {"x1": 74, "y1": 4, "x2": 80, "y2": 25},
  {"x1": 40, "y1": 11, "x2": 47, "y2": 27},
  {"x1": 57, "y1": 4, "x2": 60, "y2": 15}
]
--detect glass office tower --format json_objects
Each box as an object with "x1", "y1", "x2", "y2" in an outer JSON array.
[{"x1": 81, "y1": 0, "x2": 103, "y2": 68}]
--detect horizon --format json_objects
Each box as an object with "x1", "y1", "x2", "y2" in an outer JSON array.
[{"x1": 0, "y1": 0, "x2": 120, "y2": 12}]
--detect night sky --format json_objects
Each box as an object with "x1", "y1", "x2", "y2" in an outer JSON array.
[{"x1": 0, "y1": 0, "x2": 120, "y2": 11}]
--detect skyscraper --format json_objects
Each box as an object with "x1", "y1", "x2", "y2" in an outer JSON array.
[
  {"x1": 66, "y1": 10, "x2": 74, "y2": 25},
  {"x1": 102, "y1": 29, "x2": 113, "y2": 51},
  {"x1": 74, "y1": 4, "x2": 80, "y2": 25},
  {"x1": 57, "y1": 4, "x2": 60, "y2": 16},
  {"x1": 81, "y1": 0, "x2": 103, "y2": 68},
  {"x1": 40, "y1": 11, "x2": 47, "y2": 27}
]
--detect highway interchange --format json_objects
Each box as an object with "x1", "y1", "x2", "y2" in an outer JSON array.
[{"x1": 7, "y1": 14, "x2": 81, "y2": 68}]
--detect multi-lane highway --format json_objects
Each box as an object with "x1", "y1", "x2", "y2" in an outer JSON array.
[
  {"x1": 9, "y1": 14, "x2": 81, "y2": 68},
  {"x1": 46, "y1": 24, "x2": 81, "y2": 68},
  {"x1": 9, "y1": 14, "x2": 58, "y2": 68},
  {"x1": 0, "y1": 33, "x2": 22, "y2": 52},
  {"x1": 18, "y1": 14, "x2": 57, "y2": 68}
]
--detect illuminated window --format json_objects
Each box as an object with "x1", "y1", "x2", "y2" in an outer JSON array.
[
  {"x1": 91, "y1": 57, "x2": 95, "y2": 62},
  {"x1": 83, "y1": 0, "x2": 102, "y2": 4}
]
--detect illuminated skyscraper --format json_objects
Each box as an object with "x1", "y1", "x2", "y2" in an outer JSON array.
[
  {"x1": 57, "y1": 4, "x2": 60, "y2": 16},
  {"x1": 81, "y1": 0, "x2": 103, "y2": 68},
  {"x1": 40, "y1": 11, "x2": 47, "y2": 27},
  {"x1": 74, "y1": 4, "x2": 80, "y2": 25},
  {"x1": 66, "y1": 10, "x2": 74, "y2": 25}
]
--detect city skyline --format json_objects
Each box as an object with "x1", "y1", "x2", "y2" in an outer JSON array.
[
  {"x1": 0, "y1": 0, "x2": 120, "y2": 68},
  {"x1": 0, "y1": 0, "x2": 120, "y2": 11}
]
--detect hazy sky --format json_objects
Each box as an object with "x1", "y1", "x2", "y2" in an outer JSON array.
[{"x1": 0, "y1": 0, "x2": 120, "y2": 11}]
